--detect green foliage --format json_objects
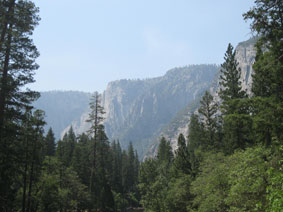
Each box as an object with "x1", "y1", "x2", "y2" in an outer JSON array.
[
  {"x1": 225, "y1": 146, "x2": 270, "y2": 211},
  {"x1": 166, "y1": 175, "x2": 193, "y2": 212},
  {"x1": 137, "y1": 1, "x2": 283, "y2": 212},
  {"x1": 45, "y1": 127, "x2": 56, "y2": 156},
  {"x1": 37, "y1": 160, "x2": 60, "y2": 212},
  {"x1": 71, "y1": 133, "x2": 91, "y2": 186},
  {"x1": 191, "y1": 146, "x2": 271, "y2": 212},
  {"x1": 222, "y1": 113, "x2": 254, "y2": 154},
  {"x1": 0, "y1": 1, "x2": 40, "y2": 209},
  {"x1": 157, "y1": 137, "x2": 173, "y2": 164},
  {"x1": 138, "y1": 159, "x2": 160, "y2": 211},
  {"x1": 198, "y1": 91, "x2": 218, "y2": 149},
  {"x1": 191, "y1": 152, "x2": 230, "y2": 212},
  {"x1": 56, "y1": 127, "x2": 77, "y2": 167},
  {"x1": 187, "y1": 114, "x2": 205, "y2": 176},
  {"x1": 219, "y1": 43, "x2": 247, "y2": 107},
  {"x1": 174, "y1": 134, "x2": 191, "y2": 175},
  {"x1": 266, "y1": 144, "x2": 283, "y2": 212},
  {"x1": 243, "y1": 0, "x2": 283, "y2": 145},
  {"x1": 38, "y1": 157, "x2": 90, "y2": 211}
]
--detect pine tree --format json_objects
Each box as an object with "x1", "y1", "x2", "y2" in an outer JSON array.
[
  {"x1": 87, "y1": 92, "x2": 105, "y2": 193},
  {"x1": 45, "y1": 128, "x2": 56, "y2": 156},
  {"x1": 198, "y1": 91, "x2": 218, "y2": 148},
  {"x1": 243, "y1": 0, "x2": 283, "y2": 101},
  {"x1": 187, "y1": 114, "x2": 204, "y2": 176},
  {"x1": 0, "y1": 0, "x2": 40, "y2": 132},
  {"x1": 110, "y1": 140, "x2": 123, "y2": 193},
  {"x1": 243, "y1": 0, "x2": 283, "y2": 144},
  {"x1": 95, "y1": 125, "x2": 114, "y2": 212},
  {"x1": 71, "y1": 133, "x2": 91, "y2": 186},
  {"x1": 0, "y1": 1, "x2": 40, "y2": 209},
  {"x1": 125, "y1": 142, "x2": 136, "y2": 192},
  {"x1": 157, "y1": 137, "x2": 173, "y2": 164},
  {"x1": 218, "y1": 44, "x2": 252, "y2": 153},
  {"x1": 219, "y1": 43, "x2": 247, "y2": 114},
  {"x1": 174, "y1": 133, "x2": 191, "y2": 175},
  {"x1": 21, "y1": 109, "x2": 45, "y2": 212},
  {"x1": 59, "y1": 127, "x2": 77, "y2": 167}
]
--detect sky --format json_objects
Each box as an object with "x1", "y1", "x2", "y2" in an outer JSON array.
[{"x1": 31, "y1": 0, "x2": 255, "y2": 93}]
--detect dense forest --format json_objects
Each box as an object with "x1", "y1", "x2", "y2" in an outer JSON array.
[
  {"x1": 0, "y1": 0, "x2": 282, "y2": 212},
  {"x1": 138, "y1": 1, "x2": 283, "y2": 211}
]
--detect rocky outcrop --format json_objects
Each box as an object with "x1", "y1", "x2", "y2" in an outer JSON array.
[
  {"x1": 50, "y1": 38, "x2": 257, "y2": 159},
  {"x1": 147, "y1": 38, "x2": 257, "y2": 158},
  {"x1": 63, "y1": 65, "x2": 218, "y2": 157},
  {"x1": 236, "y1": 38, "x2": 257, "y2": 94}
]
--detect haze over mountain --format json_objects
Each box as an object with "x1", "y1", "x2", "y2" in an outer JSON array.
[
  {"x1": 33, "y1": 91, "x2": 90, "y2": 139},
  {"x1": 34, "y1": 38, "x2": 256, "y2": 158}
]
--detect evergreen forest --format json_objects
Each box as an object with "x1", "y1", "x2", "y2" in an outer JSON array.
[{"x1": 0, "y1": 0, "x2": 282, "y2": 211}]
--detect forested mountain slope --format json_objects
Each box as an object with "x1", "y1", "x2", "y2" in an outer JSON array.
[
  {"x1": 63, "y1": 65, "x2": 218, "y2": 157},
  {"x1": 34, "y1": 38, "x2": 256, "y2": 159},
  {"x1": 145, "y1": 37, "x2": 257, "y2": 158}
]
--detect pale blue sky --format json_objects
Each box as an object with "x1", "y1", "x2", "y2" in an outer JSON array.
[{"x1": 31, "y1": 0, "x2": 255, "y2": 93}]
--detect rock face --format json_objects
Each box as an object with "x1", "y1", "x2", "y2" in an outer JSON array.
[
  {"x1": 63, "y1": 65, "x2": 218, "y2": 157},
  {"x1": 236, "y1": 38, "x2": 257, "y2": 94},
  {"x1": 102, "y1": 65, "x2": 218, "y2": 155},
  {"x1": 38, "y1": 38, "x2": 256, "y2": 159},
  {"x1": 148, "y1": 38, "x2": 257, "y2": 158}
]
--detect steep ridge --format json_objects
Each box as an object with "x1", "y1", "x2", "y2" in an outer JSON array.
[
  {"x1": 146, "y1": 38, "x2": 257, "y2": 158},
  {"x1": 65, "y1": 65, "x2": 219, "y2": 157},
  {"x1": 35, "y1": 38, "x2": 256, "y2": 159}
]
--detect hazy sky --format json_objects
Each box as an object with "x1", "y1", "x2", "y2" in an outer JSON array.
[{"x1": 31, "y1": 0, "x2": 255, "y2": 93}]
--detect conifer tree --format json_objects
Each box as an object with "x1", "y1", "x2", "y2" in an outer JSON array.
[
  {"x1": 45, "y1": 128, "x2": 56, "y2": 156},
  {"x1": 72, "y1": 133, "x2": 91, "y2": 186},
  {"x1": 0, "y1": 1, "x2": 40, "y2": 209},
  {"x1": 111, "y1": 140, "x2": 123, "y2": 193},
  {"x1": 218, "y1": 44, "x2": 252, "y2": 153},
  {"x1": 198, "y1": 91, "x2": 218, "y2": 148},
  {"x1": 21, "y1": 109, "x2": 45, "y2": 212},
  {"x1": 0, "y1": 0, "x2": 40, "y2": 132},
  {"x1": 219, "y1": 43, "x2": 247, "y2": 114},
  {"x1": 243, "y1": 0, "x2": 283, "y2": 144},
  {"x1": 157, "y1": 137, "x2": 173, "y2": 164},
  {"x1": 187, "y1": 114, "x2": 204, "y2": 176},
  {"x1": 59, "y1": 127, "x2": 77, "y2": 167},
  {"x1": 87, "y1": 92, "x2": 105, "y2": 193},
  {"x1": 244, "y1": 0, "x2": 283, "y2": 101},
  {"x1": 95, "y1": 125, "x2": 114, "y2": 212},
  {"x1": 125, "y1": 142, "x2": 136, "y2": 192},
  {"x1": 174, "y1": 133, "x2": 191, "y2": 175}
]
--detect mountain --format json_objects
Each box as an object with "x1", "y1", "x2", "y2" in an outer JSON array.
[
  {"x1": 34, "y1": 38, "x2": 257, "y2": 159},
  {"x1": 63, "y1": 65, "x2": 219, "y2": 157},
  {"x1": 33, "y1": 91, "x2": 90, "y2": 139},
  {"x1": 145, "y1": 37, "x2": 257, "y2": 158}
]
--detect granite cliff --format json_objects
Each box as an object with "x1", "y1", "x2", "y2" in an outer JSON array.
[
  {"x1": 147, "y1": 38, "x2": 257, "y2": 158},
  {"x1": 62, "y1": 65, "x2": 218, "y2": 157},
  {"x1": 35, "y1": 38, "x2": 257, "y2": 159}
]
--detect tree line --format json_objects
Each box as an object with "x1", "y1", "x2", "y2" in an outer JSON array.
[
  {"x1": 0, "y1": 0, "x2": 282, "y2": 211},
  {"x1": 0, "y1": 1, "x2": 140, "y2": 211},
  {"x1": 138, "y1": 0, "x2": 283, "y2": 211}
]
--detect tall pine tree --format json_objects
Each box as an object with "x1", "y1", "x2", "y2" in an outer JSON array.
[
  {"x1": 198, "y1": 91, "x2": 218, "y2": 148},
  {"x1": 0, "y1": 1, "x2": 40, "y2": 210},
  {"x1": 45, "y1": 128, "x2": 56, "y2": 156},
  {"x1": 243, "y1": 0, "x2": 283, "y2": 144},
  {"x1": 219, "y1": 44, "x2": 252, "y2": 153},
  {"x1": 219, "y1": 43, "x2": 247, "y2": 114}
]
